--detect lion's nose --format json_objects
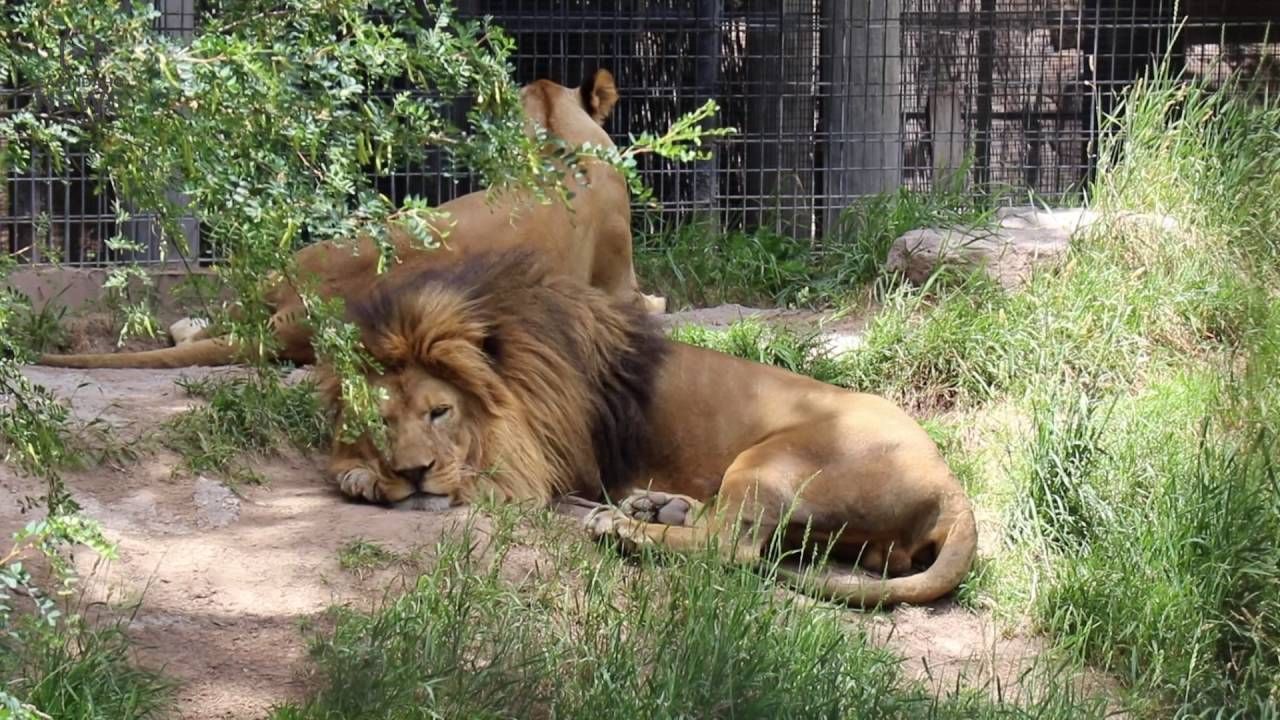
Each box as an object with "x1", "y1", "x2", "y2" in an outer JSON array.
[{"x1": 394, "y1": 461, "x2": 436, "y2": 488}]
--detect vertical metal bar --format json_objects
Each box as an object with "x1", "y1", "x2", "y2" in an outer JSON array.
[
  {"x1": 62, "y1": 163, "x2": 71, "y2": 263},
  {"x1": 693, "y1": 0, "x2": 721, "y2": 222},
  {"x1": 974, "y1": 0, "x2": 995, "y2": 191}
]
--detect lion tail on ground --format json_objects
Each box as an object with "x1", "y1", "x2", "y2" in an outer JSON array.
[
  {"x1": 37, "y1": 338, "x2": 245, "y2": 369},
  {"x1": 778, "y1": 494, "x2": 978, "y2": 609}
]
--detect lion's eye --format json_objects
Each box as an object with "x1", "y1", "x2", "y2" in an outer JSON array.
[{"x1": 427, "y1": 405, "x2": 452, "y2": 422}]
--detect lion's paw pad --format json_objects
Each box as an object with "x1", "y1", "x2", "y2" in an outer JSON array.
[{"x1": 620, "y1": 492, "x2": 694, "y2": 526}]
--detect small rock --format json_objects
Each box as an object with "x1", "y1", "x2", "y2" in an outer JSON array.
[
  {"x1": 193, "y1": 476, "x2": 240, "y2": 529},
  {"x1": 823, "y1": 333, "x2": 864, "y2": 356}
]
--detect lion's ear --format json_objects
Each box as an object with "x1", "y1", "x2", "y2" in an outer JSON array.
[{"x1": 579, "y1": 69, "x2": 618, "y2": 125}]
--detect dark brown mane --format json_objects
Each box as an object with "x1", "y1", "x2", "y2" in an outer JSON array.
[{"x1": 349, "y1": 250, "x2": 666, "y2": 498}]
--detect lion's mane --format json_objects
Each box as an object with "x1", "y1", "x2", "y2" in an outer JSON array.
[{"x1": 347, "y1": 250, "x2": 666, "y2": 503}]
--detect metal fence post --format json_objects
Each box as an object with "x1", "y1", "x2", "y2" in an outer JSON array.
[
  {"x1": 822, "y1": 0, "x2": 903, "y2": 233},
  {"x1": 693, "y1": 0, "x2": 721, "y2": 226}
]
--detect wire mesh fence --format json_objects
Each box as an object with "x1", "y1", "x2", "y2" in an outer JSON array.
[{"x1": 2, "y1": 0, "x2": 1276, "y2": 265}]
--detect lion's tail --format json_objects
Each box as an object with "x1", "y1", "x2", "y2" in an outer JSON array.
[
  {"x1": 37, "y1": 338, "x2": 245, "y2": 369},
  {"x1": 778, "y1": 494, "x2": 977, "y2": 609}
]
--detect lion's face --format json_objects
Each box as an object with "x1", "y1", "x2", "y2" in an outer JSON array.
[{"x1": 371, "y1": 366, "x2": 475, "y2": 504}]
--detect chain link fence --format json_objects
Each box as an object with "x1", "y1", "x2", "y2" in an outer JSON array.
[{"x1": 2, "y1": 0, "x2": 1275, "y2": 265}]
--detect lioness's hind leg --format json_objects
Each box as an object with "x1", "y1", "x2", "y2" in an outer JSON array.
[{"x1": 618, "y1": 490, "x2": 704, "y2": 527}]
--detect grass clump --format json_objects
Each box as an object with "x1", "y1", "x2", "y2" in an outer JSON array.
[
  {"x1": 669, "y1": 318, "x2": 848, "y2": 385},
  {"x1": 1, "y1": 518, "x2": 172, "y2": 719},
  {"x1": 274, "y1": 506, "x2": 1103, "y2": 720},
  {"x1": 1, "y1": 291, "x2": 70, "y2": 355},
  {"x1": 1013, "y1": 390, "x2": 1114, "y2": 553},
  {"x1": 337, "y1": 538, "x2": 400, "y2": 579},
  {"x1": 637, "y1": 223, "x2": 817, "y2": 309},
  {"x1": 636, "y1": 187, "x2": 994, "y2": 311},
  {"x1": 1037, "y1": 412, "x2": 1280, "y2": 716},
  {"x1": 1, "y1": 614, "x2": 172, "y2": 720},
  {"x1": 161, "y1": 370, "x2": 327, "y2": 484}
]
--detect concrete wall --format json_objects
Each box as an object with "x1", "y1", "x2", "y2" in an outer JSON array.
[{"x1": 6, "y1": 266, "x2": 213, "y2": 316}]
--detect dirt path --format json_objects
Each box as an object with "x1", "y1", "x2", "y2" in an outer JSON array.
[
  {"x1": 1, "y1": 311, "x2": 1085, "y2": 718},
  {"x1": 2, "y1": 367, "x2": 494, "y2": 718}
]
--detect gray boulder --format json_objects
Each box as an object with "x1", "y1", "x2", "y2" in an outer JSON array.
[{"x1": 885, "y1": 206, "x2": 1177, "y2": 289}]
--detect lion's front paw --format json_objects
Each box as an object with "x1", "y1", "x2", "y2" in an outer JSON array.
[
  {"x1": 338, "y1": 467, "x2": 391, "y2": 503},
  {"x1": 619, "y1": 491, "x2": 700, "y2": 527},
  {"x1": 584, "y1": 507, "x2": 648, "y2": 551}
]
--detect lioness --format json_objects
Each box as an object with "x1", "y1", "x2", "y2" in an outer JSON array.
[
  {"x1": 323, "y1": 251, "x2": 977, "y2": 608},
  {"x1": 38, "y1": 69, "x2": 663, "y2": 369}
]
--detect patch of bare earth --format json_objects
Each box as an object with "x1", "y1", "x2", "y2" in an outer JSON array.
[
  {"x1": 2, "y1": 366, "x2": 505, "y2": 719},
  {"x1": 1, "y1": 307, "x2": 1111, "y2": 717}
]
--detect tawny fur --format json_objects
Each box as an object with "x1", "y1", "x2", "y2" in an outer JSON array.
[
  {"x1": 326, "y1": 252, "x2": 978, "y2": 609},
  {"x1": 37, "y1": 69, "x2": 664, "y2": 370}
]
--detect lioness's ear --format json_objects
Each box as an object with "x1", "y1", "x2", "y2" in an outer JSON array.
[{"x1": 579, "y1": 69, "x2": 619, "y2": 125}]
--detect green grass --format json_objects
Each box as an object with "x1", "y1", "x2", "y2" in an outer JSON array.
[
  {"x1": 273, "y1": 504, "x2": 1104, "y2": 720},
  {"x1": 161, "y1": 370, "x2": 328, "y2": 484},
  {"x1": 1018, "y1": 65, "x2": 1280, "y2": 717},
  {"x1": 2, "y1": 289, "x2": 71, "y2": 354},
  {"x1": 669, "y1": 318, "x2": 848, "y2": 385},
  {"x1": 1038, "y1": 417, "x2": 1280, "y2": 717},
  {"x1": 337, "y1": 538, "x2": 400, "y2": 579},
  {"x1": 834, "y1": 67, "x2": 1280, "y2": 715},
  {"x1": 0, "y1": 613, "x2": 171, "y2": 720},
  {"x1": 635, "y1": 187, "x2": 996, "y2": 311},
  {"x1": 1012, "y1": 389, "x2": 1114, "y2": 553}
]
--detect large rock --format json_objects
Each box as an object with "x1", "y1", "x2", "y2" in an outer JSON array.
[{"x1": 885, "y1": 206, "x2": 1177, "y2": 289}]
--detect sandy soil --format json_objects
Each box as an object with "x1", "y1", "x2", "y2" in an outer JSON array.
[{"x1": 0, "y1": 310, "x2": 1101, "y2": 719}]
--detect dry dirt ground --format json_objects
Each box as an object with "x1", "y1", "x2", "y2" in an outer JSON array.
[{"x1": 1, "y1": 307, "x2": 1084, "y2": 719}]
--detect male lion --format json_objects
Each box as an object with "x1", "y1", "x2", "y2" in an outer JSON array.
[
  {"x1": 38, "y1": 69, "x2": 663, "y2": 369},
  {"x1": 323, "y1": 251, "x2": 977, "y2": 608}
]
